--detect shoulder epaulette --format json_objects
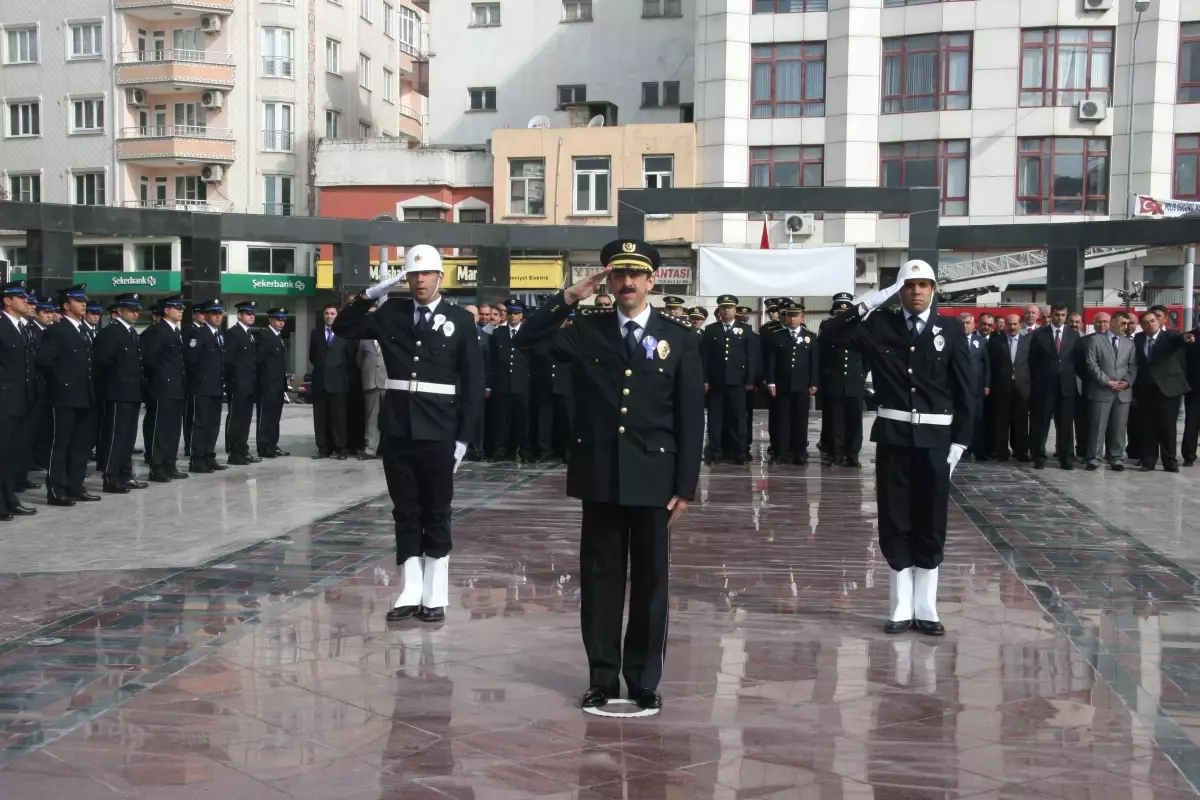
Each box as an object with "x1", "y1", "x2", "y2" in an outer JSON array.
[
  {"x1": 657, "y1": 310, "x2": 694, "y2": 330},
  {"x1": 581, "y1": 307, "x2": 613, "y2": 317}
]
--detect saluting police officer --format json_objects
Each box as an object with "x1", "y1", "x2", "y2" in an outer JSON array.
[
  {"x1": 766, "y1": 300, "x2": 820, "y2": 464},
  {"x1": 36, "y1": 284, "x2": 101, "y2": 506},
  {"x1": 94, "y1": 293, "x2": 147, "y2": 494},
  {"x1": 184, "y1": 299, "x2": 227, "y2": 474},
  {"x1": 819, "y1": 292, "x2": 868, "y2": 467},
  {"x1": 223, "y1": 300, "x2": 261, "y2": 465},
  {"x1": 255, "y1": 308, "x2": 290, "y2": 458},
  {"x1": 514, "y1": 239, "x2": 704, "y2": 712},
  {"x1": 1, "y1": 281, "x2": 37, "y2": 520},
  {"x1": 333, "y1": 244, "x2": 484, "y2": 623},
  {"x1": 822, "y1": 261, "x2": 973, "y2": 635},
  {"x1": 142, "y1": 295, "x2": 189, "y2": 482},
  {"x1": 486, "y1": 300, "x2": 532, "y2": 461},
  {"x1": 700, "y1": 294, "x2": 760, "y2": 465}
]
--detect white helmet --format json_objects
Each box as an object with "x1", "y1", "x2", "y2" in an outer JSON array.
[
  {"x1": 403, "y1": 244, "x2": 444, "y2": 275},
  {"x1": 897, "y1": 258, "x2": 935, "y2": 286}
]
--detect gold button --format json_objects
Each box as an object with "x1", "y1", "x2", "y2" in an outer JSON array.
[
  {"x1": 620, "y1": 407, "x2": 628, "y2": 414},
  {"x1": 618, "y1": 426, "x2": 625, "y2": 434},
  {"x1": 622, "y1": 388, "x2": 630, "y2": 395},
  {"x1": 624, "y1": 369, "x2": 632, "y2": 376}
]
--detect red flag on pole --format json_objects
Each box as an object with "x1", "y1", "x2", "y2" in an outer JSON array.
[{"x1": 759, "y1": 220, "x2": 770, "y2": 249}]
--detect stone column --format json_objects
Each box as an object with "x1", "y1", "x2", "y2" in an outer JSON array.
[
  {"x1": 25, "y1": 228, "x2": 74, "y2": 301},
  {"x1": 180, "y1": 213, "x2": 222, "y2": 305},
  {"x1": 1046, "y1": 247, "x2": 1085, "y2": 313},
  {"x1": 475, "y1": 246, "x2": 511, "y2": 304}
]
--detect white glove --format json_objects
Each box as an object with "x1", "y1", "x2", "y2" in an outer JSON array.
[
  {"x1": 861, "y1": 279, "x2": 902, "y2": 312},
  {"x1": 453, "y1": 441, "x2": 467, "y2": 473},
  {"x1": 375, "y1": 262, "x2": 393, "y2": 307},
  {"x1": 947, "y1": 443, "x2": 966, "y2": 475},
  {"x1": 364, "y1": 268, "x2": 404, "y2": 301}
]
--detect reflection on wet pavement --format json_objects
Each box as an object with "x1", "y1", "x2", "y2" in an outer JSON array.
[{"x1": 1, "y1": 428, "x2": 1198, "y2": 799}]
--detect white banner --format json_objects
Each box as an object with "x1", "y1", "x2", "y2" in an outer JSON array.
[
  {"x1": 697, "y1": 246, "x2": 855, "y2": 297},
  {"x1": 1134, "y1": 195, "x2": 1200, "y2": 218}
]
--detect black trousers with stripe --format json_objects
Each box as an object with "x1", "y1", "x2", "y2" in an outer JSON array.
[
  {"x1": 147, "y1": 398, "x2": 184, "y2": 473},
  {"x1": 224, "y1": 393, "x2": 254, "y2": 456},
  {"x1": 256, "y1": 391, "x2": 285, "y2": 452},
  {"x1": 99, "y1": 400, "x2": 139, "y2": 484},
  {"x1": 48, "y1": 406, "x2": 93, "y2": 498},
  {"x1": 188, "y1": 395, "x2": 222, "y2": 465},
  {"x1": 875, "y1": 443, "x2": 951, "y2": 571}
]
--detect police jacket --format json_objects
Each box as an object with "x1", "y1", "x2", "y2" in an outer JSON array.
[
  {"x1": 223, "y1": 323, "x2": 257, "y2": 399},
  {"x1": 35, "y1": 318, "x2": 95, "y2": 409},
  {"x1": 142, "y1": 320, "x2": 187, "y2": 402},
  {"x1": 765, "y1": 326, "x2": 819, "y2": 394},
  {"x1": 818, "y1": 316, "x2": 867, "y2": 397},
  {"x1": 93, "y1": 319, "x2": 143, "y2": 404},
  {"x1": 332, "y1": 295, "x2": 484, "y2": 443},
  {"x1": 822, "y1": 306, "x2": 973, "y2": 449},
  {"x1": 530, "y1": 343, "x2": 573, "y2": 396},
  {"x1": 700, "y1": 321, "x2": 760, "y2": 387},
  {"x1": 0, "y1": 315, "x2": 35, "y2": 416},
  {"x1": 514, "y1": 294, "x2": 705, "y2": 508},
  {"x1": 183, "y1": 324, "x2": 225, "y2": 398},
  {"x1": 488, "y1": 325, "x2": 531, "y2": 394},
  {"x1": 255, "y1": 328, "x2": 289, "y2": 397}
]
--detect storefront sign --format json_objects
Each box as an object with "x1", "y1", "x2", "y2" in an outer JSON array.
[
  {"x1": 221, "y1": 273, "x2": 315, "y2": 296},
  {"x1": 346, "y1": 259, "x2": 564, "y2": 291},
  {"x1": 77, "y1": 271, "x2": 182, "y2": 294},
  {"x1": 571, "y1": 264, "x2": 693, "y2": 284}
]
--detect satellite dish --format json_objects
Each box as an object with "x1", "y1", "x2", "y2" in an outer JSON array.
[
  {"x1": 587, "y1": 114, "x2": 606, "y2": 127},
  {"x1": 528, "y1": 115, "x2": 551, "y2": 129}
]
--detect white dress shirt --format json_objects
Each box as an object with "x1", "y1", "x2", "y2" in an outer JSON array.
[
  {"x1": 616, "y1": 303, "x2": 654, "y2": 347},
  {"x1": 2, "y1": 311, "x2": 23, "y2": 336},
  {"x1": 905, "y1": 307, "x2": 932, "y2": 336},
  {"x1": 413, "y1": 295, "x2": 443, "y2": 326}
]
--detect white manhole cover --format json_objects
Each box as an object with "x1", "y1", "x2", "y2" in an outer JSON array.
[
  {"x1": 133, "y1": 595, "x2": 162, "y2": 603},
  {"x1": 214, "y1": 564, "x2": 238, "y2": 569},
  {"x1": 29, "y1": 637, "x2": 64, "y2": 646}
]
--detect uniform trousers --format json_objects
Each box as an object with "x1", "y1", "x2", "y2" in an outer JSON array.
[
  {"x1": 579, "y1": 501, "x2": 670, "y2": 696},
  {"x1": 142, "y1": 401, "x2": 156, "y2": 464},
  {"x1": 0, "y1": 411, "x2": 26, "y2": 512},
  {"x1": 362, "y1": 388, "x2": 383, "y2": 454},
  {"x1": 31, "y1": 400, "x2": 51, "y2": 470},
  {"x1": 183, "y1": 395, "x2": 195, "y2": 456},
  {"x1": 381, "y1": 436, "x2": 455, "y2": 561},
  {"x1": 99, "y1": 400, "x2": 139, "y2": 485},
  {"x1": 1086, "y1": 396, "x2": 1130, "y2": 466},
  {"x1": 488, "y1": 392, "x2": 529, "y2": 458},
  {"x1": 875, "y1": 443, "x2": 951, "y2": 571},
  {"x1": 989, "y1": 389, "x2": 1029, "y2": 459},
  {"x1": 188, "y1": 395, "x2": 222, "y2": 464},
  {"x1": 311, "y1": 390, "x2": 348, "y2": 455},
  {"x1": 745, "y1": 389, "x2": 757, "y2": 455},
  {"x1": 1030, "y1": 389, "x2": 1074, "y2": 465},
  {"x1": 224, "y1": 393, "x2": 254, "y2": 456},
  {"x1": 1182, "y1": 390, "x2": 1200, "y2": 464},
  {"x1": 824, "y1": 395, "x2": 864, "y2": 459},
  {"x1": 1134, "y1": 386, "x2": 1182, "y2": 469},
  {"x1": 705, "y1": 384, "x2": 746, "y2": 459},
  {"x1": 532, "y1": 392, "x2": 571, "y2": 459},
  {"x1": 256, "y1": 391, "x2": 284, "y2": 453},
  {"x1": 48, "y1": 406, "x2": 93, "y2": 497},
  {"x1": 147, "y1": 398, "x2": 184, "y2": 472},
  {"x1": 772, "y1": 391, "x2": 811, "y2": 461}
]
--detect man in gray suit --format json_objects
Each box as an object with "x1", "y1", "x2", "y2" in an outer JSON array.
[
  {"x1": 1083, "y1": 311, "x2": 1136, "y2": 472},
  {"x1": 356, "y1": 308, "x2": 389, "y2": 459}
]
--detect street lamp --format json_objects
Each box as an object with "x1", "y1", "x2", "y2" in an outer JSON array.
[{"x1": 1123, "y1": 0, "x2": 1152, "y2": 310}]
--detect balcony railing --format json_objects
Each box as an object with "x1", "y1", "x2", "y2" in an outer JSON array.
[
  {"x1": 261, "y1": 56, "x2": 294, "y2": 77},
  {"x1": 120, "y1": 125, "x2": 233, "y2": 139},
  {"x1": 398, "y1": 105, "x2": 420, "y2": 120},
  {"x1": 262, "y1": 129, "x2": 294, "y2": 152},
  {"x1": 123, "y1": 199, "x2": 231, "y2": 212},
  {"x1": 120, "y1": 49, "x2": 233, "y2": 64},
  {"x1": 263, "y1": 203, "x2": 294, "y2": 216},
  {"x1": 398, "y1": 40, "x2": 427, "y2": 60}
]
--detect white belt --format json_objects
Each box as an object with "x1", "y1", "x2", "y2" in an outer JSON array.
[
  {"x1": 877, "y1": 408, "x2": 953, "y2": 426},
  {"x1": 384, "y1": 379, "x2": 457, "y2": 396}
]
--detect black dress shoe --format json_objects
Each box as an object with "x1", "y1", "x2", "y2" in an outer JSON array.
[
  {"x1": 271, "y1": 448, "x2": 290, "y2": 457},
  {"x1": 123, "y1": 480, "x2": 149, "y2": 490},
  {"x1": 68, "y1": 491, "x2": 102, "y2": 502},
  {"x1": 207, "y1": 462, "x2": 228, "y2": 471},
  {"x1": 0, "y1": 513, "x2": 12, "y2": 522},
  {"x1": 133, "y1": 448, "x2": 144, "y2": 455},
  {"x1": 1184, "y1": 459, "x2": 1196, "y2": 467},
  {"x1": 190, "y1": 463, "x2": 214, "y2": 474},
  {"x1": 1140, "y1": 465, "x2": 1155, "y2": 472},
  {"x1": 1085, "y1": 463, "x2": 1098, "y2": 471},
  {"x1": 1059, "y1": 461, "x2": 1074, "y2": 470},
  {"x1": 581, "y1": 687, "x2": 610, "y2": 708},
  {"x1": 9, "y1": 506, "x2": 36, "y2": 516},
  {"x1": 102, "y1": 483, "x2": 131, "y2": 494},
  {"x1": 167, "y1": 468, "x2": 189, "y2": 480},
  {"x1": 385, "y1": 605, "x2": 420, "y2": 622},
  {"x1": 1166, "y1": 464, "x2": 1181, "y2": 473},
  {"x1": 335, "y1": 452, "x2": 348, "y2": 461},
  {"x1": 634, "y1": 689, "x2": 662, "y2": 711},
  {"x1": 48, "y1": 496, "x2": 76, "y2": 507},
  {"x1": 258, "y1": 450, "x2": 274, "y2": 458},
  {"x1": 844, "y1": 458, "x2": 862, "y2": 468},
  {"x1": 312, "y1": 452, "x2": 330, "y2": 460},
  {"x1": 416, "y1": 606, "x2": 445, "y2": 623},
  {"x1": 245, "y1": 455, "x2": 262, "y2": 463},
  {"x1": 914, "y1": 619, "x2": 946, "y2": 636},
  {"x1": 884, "y1": 619, "x2": 912, "y2": 634},
  {"x1": 1112, "y1": 463, "x2": 1125, "y2": 472},
  {"x1": 149, "y1": 472, "x2": 172, "y2": 483},
  {"x1": 227, "y1": 456, "x2": 248, "y2": 466},
  {"x1": 1033, "y1": 461, "x2": 1046, "y2": 470}
]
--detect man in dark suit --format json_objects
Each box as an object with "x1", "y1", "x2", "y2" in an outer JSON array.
[
  {"x1": 184, "y1": 299, "x2": 227, "y2": 473},
  {"x1": 1027, "y1": 304, "x2": 1081, "y2": 469},
  {"x1": 987, "y1": 314, "x2": 1031, "y2": 461},
  {"x1": 35, "y1": 284, "x2": 100, "y2": 506},
  {"x1": 765, "y1": 301, "x2": 818, "y2": 465},
  {"x1": 959, "y1": 313, "x2": 990, "y2": 461},
  {"x1": 1132, "y1": 310, "x2": 1191, "y2": 472},
  {"x1": 93, "y1": 293, "x2": 147, "y2": 494},
  {"x1": 223, "y1": 301, "x2": 260, "y2": 465},
  {"x1": 256, "y1": 307, "x2": 290, "y2": 458},
  {"x1": 0, "y1": 281, "x2": 37, "y2": 520},
  {"x1": 142, "y1": 296, "x2": 189, "y2": 482},
  {"x1": 514, "y1": 239, "x2": 704, "y2": 712},
  {"x1": 486, "y1": 301, "x2": 532, "y2": 461},
  {"x1": 700, "y1": 294, "x2": 759, "y2": 465},
  {"x1": 309, "y1": 302, "x2": 355, "y2": 459},
  {"x1": 1183, "y1": 327, "x2": 1200, "y2": 467}
]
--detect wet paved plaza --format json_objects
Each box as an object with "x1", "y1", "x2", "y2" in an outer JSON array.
[{"x1": 1, "y1": 410, "x2": 1199, "y2": 799}]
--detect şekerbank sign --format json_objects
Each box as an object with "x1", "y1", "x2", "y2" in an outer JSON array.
[
  {"x1": 221, "y1": 273, "x2": 315, "y2": 296},
  {"x1": 76, "y1": 271, "x2": 183, "y2": 293}
]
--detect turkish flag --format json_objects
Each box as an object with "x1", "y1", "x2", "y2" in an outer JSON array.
[{"x1": 759, "y1": 220, "x2": 770, "y2": 249}]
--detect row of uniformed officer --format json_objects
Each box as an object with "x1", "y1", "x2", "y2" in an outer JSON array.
[
  {"x1": 0, "y1": 282, "x2": 37, "y2": 520},
  {"x1": 94, "y1": 294, "x2": 148, "y2": 493},
  {"x1": 183, "y1": 300, "x2": 226, "y2": 473}
]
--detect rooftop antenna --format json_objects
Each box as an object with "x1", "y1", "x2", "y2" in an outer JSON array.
[
  {"x1": 586, "y1": 114, "x2": 605, "y2": 127},
  {"x1": 527, "y1": 115, "x2": 551, "y2": 129}
]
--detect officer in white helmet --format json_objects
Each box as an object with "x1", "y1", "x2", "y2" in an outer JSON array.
[
  {"x1": 332, "y1": 244, "x2": 485, "y2": 623},
  {"x1": 820, "y1": 259, "x2": 973, "y2": 635}
]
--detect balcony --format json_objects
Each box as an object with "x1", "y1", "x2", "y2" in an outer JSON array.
[
  {"x1": 123, "y1": 199, "x2": 232, "y2": 213},
  {"x1": 117, "y1": 50, "x2": 234, "y2": 91},
  {"x1": 261, "y1": 129, "x2": 294, "y2": 153},
  {"x1": 118, "y1": 125, "x2": 236, "y2": 165},
  {"x1": 115, "y1": 0, "x2": 234, "y2": 20},
  {"x1": 398, "y1": 105, "x2": 422, "y2": 140}
]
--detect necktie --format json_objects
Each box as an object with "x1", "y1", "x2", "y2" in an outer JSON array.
[
  {"x1": 131, "y1": 327, "x2": 138, "y2": 344},
  {"x1": 908, "y1": 316, "x2": 919, "y2": 341},
  {"x1": 624, "y1": 320, "x2": 639, "y2": 360},
  {"x1": 1146, "y1": 338, "x2": 1152, "y2": 359},
  {"x1": 326, "y1": 327, "x2": 333, "y2": 345},
  {"x1": 417, "y1": 306, "x2": 431, "y2": 332},
  {"x1": 80, "y1": 324, "x2": 91, "y2": 345},
  {"x1": 1009, "y1": 337, "x2": 1017, "y2": 363},
  {"x1": 1055, "y1": 328, "x2": 1061, "y2": 354},
  {"x1": 1112, "y1": 335, "x2": 1119, "y2": 354},
  {"x1": 217, "y1": 332, "x2": 224, "y2": 347}
]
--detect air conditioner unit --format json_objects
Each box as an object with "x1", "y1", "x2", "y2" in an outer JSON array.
[
  {"x1": 855, "y1": 250, "x2": 879, "y2": 285},
  {"x1": 200, "y1": 91, "x2": 224, "y2": 109},
  {"x1": 126, "y1": 88, "x2": 148, "y2": 107},
  {"x1": 1082, "y1": 0, "x2": 1113, "y2": 10},
  {"x1": 783, "y1": 213, "x2": 815, "y2": 237},
  {"x1": 200, "y1": 164, "x2": 224, "y2": 183},
  {"x1": 1077, "y1": 98, "x2": 1108, "y2": 121},
  {"x1": 200, "y1": 15, "x2": 222, "y2": 33}
]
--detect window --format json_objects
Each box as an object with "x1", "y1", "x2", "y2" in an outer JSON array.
[
  {"x1": 4, "y1": 27, "x2": 37, "y2": 64},
  {"x1": 358, "y1": 53, "x2": 371, "y2": 88},
  {"x1": 71, "y1": 98, "x2": 104, "y2": 133},
  {"x1": 573, "y1": 156, "x2": 610, "y2": 214},
  {"x1": 172, "y1": 28, "x2": 204, "y2": 61},
  {"x1": 460, "y1": 209, "x2": 487, "y2": 223},
  {"x1": 882, "y1": 34, "x2": 971, "y2": 113},
  {"x1": 643, "y1": 0, "x2": 682, "y2": 17},
  {"x1": 383, "y1": 67, "x2": 396, "y2": 102},
  {"x1": 325, "y1": 38, "x2": 340, "y2": 74},
  {"x1": 880, "y1": 140, "x2": 969, "y2": 216},
  {"x1": 1017, "y1": 137, "x2": 1109, "y2": 215},
  {"x1": 405, "y1": 207, "x2": 446, "y2": 221},
  {"x1": 884, "y1": 0, "x2": 945, "y2": 5},
  {"x1": 76, "y1": 245, "x2": 124, "y2": 272},
  {"x1": 248, "y1": 246, "x2": 297, "y2": 274},
  {"x1": 563, "y1": 1, "x2": 592, "y2": 22},
  {"x1": 4, "y1": 247, "x2": 27, "y2": 269},
  {"x1": 134, "y1": 243, "x2": 171, "y2": 271},
  {"x1": 643, "y1": 155, "x2": 673, "y2": 189},
  {"x1": 1020, "y1": 28, "x2": 1113, "y2": 108},
  {"x1": 7, "y1": 101, "x2": 40, "y2": 137},
  {"x1": 360, "y1": 0, "x2": 372, "y2": 22},
  {"x1": 642, "y1": 82, "x2": 659, "y2": 107},
  {"x1": 175, "y1": 175, "x2": 207, "y2": 203},
  {"x1": 264, "y1": 175, "x2": 294, "y2": 216},
  {"x1": 663, "y1": 81, "x2": 680, "y2": 106},
  {"x1": 470, "y1": 3, "x2": 501, "y2": 26},
  {"x1": 70, "y1": 23, "x2": 103, "y2": 58},
  {"x1": 399, "y1": 6, "x2": 420, "y2": 51},
  {"x1": 751, "y1": 43, "x2": 826, "y2": 118},
  {"x1": 173, "y1": 101, "x2": 205, "y2": 135},
  {"x1": 1180, "y1": 24, "x2": 1200, "y2": 103},
  {"x1": 74, "y1": 172, "x2": 106, "y2": 206},
  {"x1": 261, "y1": 27, "x2": 294, "y2": 77},
  {"x1": 325, "y1": 109, "x2": 341, "y2": 138},
  {"x1": 509, "y1": 159, "x2": 545, "y2": 215},
  {"x1": 750, "y1": 146, "x2": 823, "y2": 187},
  {"x1": 469, "y1": 87, "x2": 496, "y2": 111},
  {"x1": 558, "y1": 85, "x2": 587, "y2": 107},
  {"x1": 383, "y1": 2, "x2": 395, "y2": 36},
  {"x1": 8, "y1": 174, "x2": 40, "y2": 203},
  {"x1": 753, "y1": 0, "x2": 828, "y2": 11},
  {"x1": 1175, "y1": 135, "x2": 1200, "y2": 199},
  {"x1": 262, "y1": 102, "x2": 294, "y2": 151},
  {"x1": 359, "y1": 120, "x2": 371, "y2": 137}
]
